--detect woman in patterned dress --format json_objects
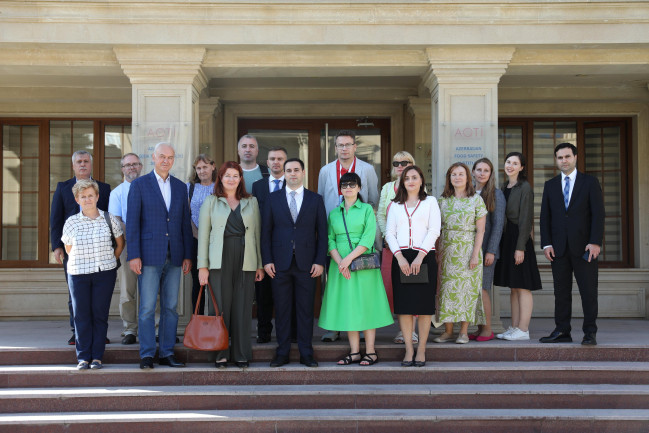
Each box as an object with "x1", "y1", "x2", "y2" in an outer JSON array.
[
  {"x1": 435, "y1": 163, "x2": 487, "y2": 344},
  {"x1": 187, "y1": 154, "x2": 216, "y2": 313}
]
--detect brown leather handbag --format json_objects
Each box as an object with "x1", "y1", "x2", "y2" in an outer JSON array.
[{"x1": 183, "y1": 282, "x2": 229, "y2": 351}]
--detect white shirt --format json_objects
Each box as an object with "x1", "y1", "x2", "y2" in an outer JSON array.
[
  {"x1": 286, "y1": 185, "x2": 305, "y2": 215},
  {"x1": 268, "y1": 175, "x2": 285, "y2": 192},
  {"x1": 385, "y1": 196, "x2": 441, "y2": 254},
  {"x1": 561, "y1": 169, "x2": 577, "y2": 203},
  {"x1": 153, "y1": 170, "x2": 171, "y2": 211},
  {"x1": 108, "y1": 181, "x2": 132, "y2": 224},
  {"x1": 61, "y1": 210, "x2": 123, "y2": 275}
]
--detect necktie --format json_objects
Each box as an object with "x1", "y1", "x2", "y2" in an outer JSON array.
[
  {"x1": 563, "y1": 176, "x2": 570, "y2": 210},
  {"x1": 272, "y1": 179, "x2": 280, "y2": 192},
  {"x1": 289, "y1": 190, "x2": 298, "y2": 222}
]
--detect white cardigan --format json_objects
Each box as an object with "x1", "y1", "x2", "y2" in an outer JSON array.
[{"x1": 385, "y1": 196, "x2": 441, "y2": 255}]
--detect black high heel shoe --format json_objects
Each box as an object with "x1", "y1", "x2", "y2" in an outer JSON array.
[{"x1": 401, "y1": 357, "x2": 414, "y2": 367}]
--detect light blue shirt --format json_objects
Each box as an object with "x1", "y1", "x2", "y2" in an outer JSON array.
[
  {"x1": 153, "y1": 170, "x2": 171, "y2": 211},
  {"x1": 108, "y1": 180, "x2": 132, "y2": 224},
  {"x1": 187, "y1": 182, "x2": 215, "y2": 228}
]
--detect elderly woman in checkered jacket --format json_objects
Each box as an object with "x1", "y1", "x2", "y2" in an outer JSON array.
[{"x1": 62, "y1": 179, "x2": 124, "y2": 371}]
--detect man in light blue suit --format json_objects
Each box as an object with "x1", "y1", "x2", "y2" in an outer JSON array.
[{"x1": 126, "y1": 142, "x2": 192, "y2": 369}]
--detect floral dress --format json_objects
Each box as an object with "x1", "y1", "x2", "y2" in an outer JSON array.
[{"x1": 438, "y1": 194, "x2": 488, "y2": 324}]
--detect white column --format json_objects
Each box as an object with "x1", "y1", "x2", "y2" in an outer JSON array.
[
  {"x1": 114, "y1": 47, "x2": 208, "y2": 183},
  {"x1": 424, "y1": 47, "x2": 514, "y2": 197},
  {"x1": 198, "y1": 96, "x2": 222, "y2": 160},
  {"x1": 407, "y1": 97, "x2": 432, "y2": 191},
  {"x1": 424, "y1": 47, "x2": 514, "y2": 333},
  {"x1": 114, "y1": 47, "x2": 208, "y2": 329}
]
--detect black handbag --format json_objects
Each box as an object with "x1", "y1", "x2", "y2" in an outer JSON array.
[
  {"x1": 103, "y1": 211, "x2": 121, "y2": 270},
  {"x1": 340, "y1": 208, "x2": 381, "y2": 271},
  {"x1": 399, "y1": 264, "x2": 429, "y2": 284}
]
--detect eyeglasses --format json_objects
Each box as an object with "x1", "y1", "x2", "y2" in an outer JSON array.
[
  {"x1": 122, "y1": 163, "x2": 142, "y2": 169},
  {"x1": 340, "y1": 182, "x2": 358, "y2": 189},
  {"x1": 392, "y1": 161, "x2": 411, "y2": 167},
  {"x1": 336, "y1": 144, "x2": 355, "y2": 149}
]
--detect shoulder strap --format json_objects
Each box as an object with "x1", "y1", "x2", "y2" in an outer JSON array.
[
  {"x1": 260, "y1": 164, "x2": 270, "y2": 178},
  {"x1": 103, "y1": 211, "x2": 117, "y2": 249},
  {"x1": 340, "y1": 207, "x2": 354, "y2": 251},
  {"x1": 188, "y1": 183, "x2": 196, "y2": 216}
]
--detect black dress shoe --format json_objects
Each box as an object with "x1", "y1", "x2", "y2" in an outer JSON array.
[
  {"x1": 68, "y1": 334, "x2": 76, "y2": 345},
  {"x1": 215, "y1": 360, "x2": 228, "y2": 369},
  {"x1": 299, "y1": 356, "x2": 318, "y2": 368},
  {"x1": 105, "y1": 337, "x2": 110, "y2": 344},
  {"x1": 582, "y1": 333, "x2": 597, "y2": 346},
  {"x1": 539, "y1": 330, "x2": 573, "y2": 343},
  {"x1": 140, "y1": 357, "x2": 154, "y2": 369},
  {"x1": 235, "y1": 361, "x2": 249, "y2": 368},
  {"x1": 121, "y1": 334, "x2": 136, "y2": 345},
  {"x1": 270, "y1": 355, "x2": 290, "y2": 367},
  {"x1": 256, "y1": 335, "x2": 271, "y2": 344},
  {"x1": 158, "y1": 355, "x2": 185, "y2": 368}
]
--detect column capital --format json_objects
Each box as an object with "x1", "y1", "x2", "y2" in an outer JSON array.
[
  {"x1": 199, "y1": 97, "x2": 222, "y2": 118},
  {"x1": 406, "y1": 97, "x2": 430, "y2": 118},
  {"x1": 423, "y1": 47, "x2": 515, "y2": 91},
  {"x1": 113, "y1": 47, "x2": 208, "y2": 93}
]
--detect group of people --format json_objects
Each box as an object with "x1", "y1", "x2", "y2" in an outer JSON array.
[{"x1": 52, "y1": 129, "x2": 604, "y2": 371}]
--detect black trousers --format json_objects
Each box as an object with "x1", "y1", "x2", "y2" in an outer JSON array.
[
  {"x1": 255, "y1": 275, "x2": 275, "y2": 337},
  {"x1": 550, "y1": 252, "x2": 598, "y2": 334},
  {"x1": 272, "y1": 256, "x2": 316, "y2": 358},
  {"x1": 63, "y1": 252, "x2": 74, "y2": 332},
  {"x1": 190, "y1": 237, "x2": 206, "y2": 314}
]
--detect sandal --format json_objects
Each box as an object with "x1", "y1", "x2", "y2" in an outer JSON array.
[
  {"x1": 393, "y1": 331, "x2": 404, "y2": 344},
  {"x1": 337, "y1": 352, "x2": 361, "y2": 365},
  {"x1": 360, "y1": 353, "x2": 378, "y2": 366}
]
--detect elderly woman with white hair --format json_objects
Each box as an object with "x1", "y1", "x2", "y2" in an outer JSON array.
[{"x1": 62, "y1": 179, "x2": 124, "y2": 370}]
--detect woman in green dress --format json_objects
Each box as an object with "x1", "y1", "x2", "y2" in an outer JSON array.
[
  {"x1": 319, "y1": 172, "x2": 393, "y2": 366},
  {"x1": 435, "y1": 162, "x2": 487, "y2": 344}
]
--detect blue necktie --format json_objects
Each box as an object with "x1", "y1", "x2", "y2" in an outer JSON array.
[
  {"x1": 272, "y1": 179, "x2": 281, "y2": 192},
  {"x1": 563, "y1": 177, "x2": 570, "y2": 210}
]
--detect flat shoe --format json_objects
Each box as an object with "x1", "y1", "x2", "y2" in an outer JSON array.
[
  {"x1": 76, "y1": 361, "x2": 89, "y2": 370},
  {"x1": 414, "y1": 360, "x2": 426, "y2": 367},
  {"x1": 393, "y1": 331, "x2": 405, "y2": 344},
  {"x1": 235, "y1": 361, "x2": 249, "y2": 368},
  {"x1": 455, "y1": 334, "x2": 470, "y2": 344},
  {"x1": 90, "y1": 360, "x2": 103, "y2": 370},
  {"x1": 433, "y1": 332, "x2": 455, "y2": 343},
  {"x1": 476, "y1": 332, "x2": 495, "y2": 342},
  {"x1": 215, "y1": 360, "x2": 228, "y2": 369}
]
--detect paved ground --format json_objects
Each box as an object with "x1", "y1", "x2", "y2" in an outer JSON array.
[{"x1": 0, "y1": 317, "x2": 646, "y2": 350}]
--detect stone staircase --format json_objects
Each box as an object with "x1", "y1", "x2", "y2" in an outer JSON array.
[{"x1": 1, "y1": 341, "x2": 649, "y2": 432}]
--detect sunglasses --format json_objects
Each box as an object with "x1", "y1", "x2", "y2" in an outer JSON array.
[
  {"x1": 392, "y1": 161, "x2": 411, "y2": 167},
  {"x1": 340, "y1": 182, "x2": 358, "y2": 189}
]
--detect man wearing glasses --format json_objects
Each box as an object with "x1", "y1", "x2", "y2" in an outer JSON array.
[
  {"x1": 109, "y1": 153, "x2": 146, "y2": 344},
  {"x1": 317, "y1": 130, "x2": 379, "y2": 342}
]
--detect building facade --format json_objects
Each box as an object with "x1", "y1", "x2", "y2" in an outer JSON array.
[{"x1": 1, "y1": 1, "x2": 648, "y2": 323}]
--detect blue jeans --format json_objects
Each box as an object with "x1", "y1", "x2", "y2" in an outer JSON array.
[
  {"x1": 138, "y1": 257, "x2": 182, "y2": 358},
  {"x1": 68, "y1": 268, "x2": 117, "y2": 362}
]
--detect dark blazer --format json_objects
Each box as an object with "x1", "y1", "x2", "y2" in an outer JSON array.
[
  {"x1": 540, "y1": 171, "x2": 605, "y2": 257},
  {"x1": 503, "y1": 180, "x2": 534, "y2": 251},
  {"x1": 126, "y1": 171, "x2": 193, "y2": 267},
  {"x1": 50, "y1": 177, "x2": 111, "y2": 251},
  {"x1": 482, "y1": 188, "x2": 506, "y2": 259},
  {"x1": 251, "y1": 176, "x2": 284, "y2": 213},
  {"x1": 261, "y1": 188, "x2": 328, "y2": 272}
]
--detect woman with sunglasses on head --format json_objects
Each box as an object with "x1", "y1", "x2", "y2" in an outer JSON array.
[
  {"x1": 385, "y1": 165, "x2": 440, "y2": 367},
  {"x1": 494, "y1": 152, "x2": 542, "y2": 341},
  {"x1": 377, "y1": 151, "x2": 417, "y2": 344},
  {"x1": 469, "y1": 158, "x2": 506, "y2": 342},
  {"x1": 187, "y1": 154, "x2": 217, "y2": 313},
  {"x1": 319, "y1": 172, "x2": 393, "y2": 366}
]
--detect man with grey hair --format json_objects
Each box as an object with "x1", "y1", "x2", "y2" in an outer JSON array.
[
  {"x1": 50, "y1": 150, "x2": 111, "y2": 345},
  {"x1": 109, "y1": 153, "x2": 150, "y2": 345},
  {"x1": 126, "y1": 142, "x2": 192, "y2": 369},
  {"x1": 238, "y1": 134, "x2": 269, "y2": 193}
]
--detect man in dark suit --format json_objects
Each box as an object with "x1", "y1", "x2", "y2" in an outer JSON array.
[
  {"x1": 539, "y1": 142, "x2": 605, "y2": 346},
  {"x1": 50, "y1": 150, "x2": 111, "y2": 345},
  {"x1": 251, "y1": 146, "x2": 287, "y2": 343},
  {"x1": 262, "y1": 158, "x2": 328, "y2": 367},
  {"x1": 126, "y1": 142, "x2": 193, "y2": 369}
]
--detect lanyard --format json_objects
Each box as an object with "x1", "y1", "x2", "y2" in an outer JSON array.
[{"x1": 336, "y1": 157, "x2": 356, "y2": 196}]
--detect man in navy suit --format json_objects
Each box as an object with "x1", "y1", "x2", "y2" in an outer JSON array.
[
  {"x1": 50, "y1": 150, "x2": 110, "y2": 345},
  {"x1": 251, "y1": 146, "x2": 287, "y2": 343},
  {"x1": 540, "y1": 142, "x2": 605, "y2": 346},
  {"x1": 126, "y1": 142, "x2": 193, "y2": 369},
  {"x1": 262, "y1": 158, "x2": 328, "y2": 368}
]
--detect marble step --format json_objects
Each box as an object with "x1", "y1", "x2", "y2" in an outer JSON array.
[
  {"x1": 3, "y1": 383, "x2": 649, "y2": 413},
  {"x1": 2, "y1": 409, "x2": 649, "y2": 433},
  {"x1": 2, "y1": 362, "x2": 649, "y2": 388}
]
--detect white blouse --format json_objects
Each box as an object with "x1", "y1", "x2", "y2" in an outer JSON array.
[
  {"x1": 385, "y1": 196, "x2": 441, "y2": 255},
  {"x1": 61, "y1": 210, "x2": 123, "y2": 275}
]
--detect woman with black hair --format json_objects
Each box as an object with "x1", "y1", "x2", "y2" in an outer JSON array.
[{"x1": 318, "y1": 172, "x2": 393, "y2": 366}]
